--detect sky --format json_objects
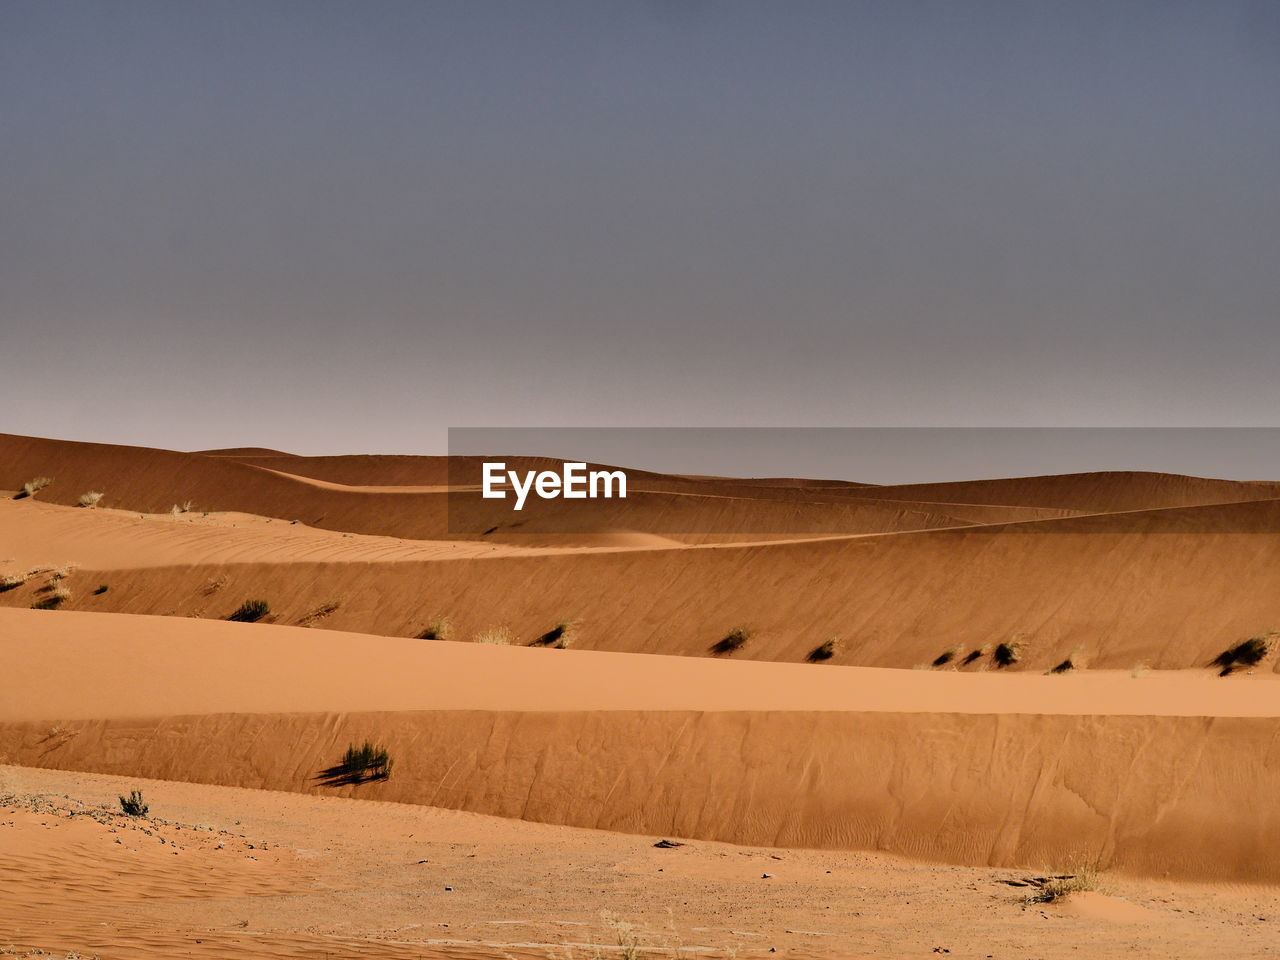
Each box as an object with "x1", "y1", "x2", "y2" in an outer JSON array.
[{"x1": 2, "y1": 1, "x2": 1278, "y2": 468}]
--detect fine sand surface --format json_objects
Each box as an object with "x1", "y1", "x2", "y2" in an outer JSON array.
[
  {"x1": 4, "y1": 432, "x2": 1280, "y2": 956},
  {"x1": 4, "y1": 766, "x2": 1278, "y2": 960},
  {"x1": 5, "y1": 609, "x2": 1280, "y2": 884}
]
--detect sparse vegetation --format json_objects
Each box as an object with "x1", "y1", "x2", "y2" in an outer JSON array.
[
  {"x1": 32, "y1": 586, "x2": 71, "y2": 609},
  {"x1": 531, "y1": 621, "x2": 574, "y2": 648},
  {"x1": 297, "y1": 597, "x2": 342, "y2": 626},
  {"x1": 1022, "y1": 866, "x2": 1100, "y2": 905},
  {"x1": 474, "y1": 627, "x2": 514, "y2": 645},
  {"x1": 202, "y1": 575, "x2": 229, "y2": 595},
  {"x1": 1211, "y1": 633, "x2": 1273, "y2": 675},
  {"x1": 76, "y1": 491, "x2": 104, "y2": 508},
  {"x1": 119, "y1": 790, "x2": 148, "y2": 817},
  {"x1": 14, "y1": 476, "x2": 52, "y2": 499},
  {"x1": 170, "y1": 500, "x2": 195, "y2": 516},
  {"x1": 0, "y1": 573, "x2": 26, "y2": 593},
  {"x1": 227, "y1": 599, "x2": 270, "y2": 622},
  {"x1": 993, "y1": 640, "x2": 1021, "y2": 668},
  {"x1": 317, "y1": 741, "x2": 393, "y2": 785},
  {"x1": 932, "y1": 647, "x2": 958, "y2": 667},
  {"x1": 93, "y1": 584, "x2": 109, "y2": 595},
  {"x1": 960, "y1": 648, "x2": 984, "y2": 666},
  {"x1": 1047, "y1": 657, "x2": 1075, "y2": 674},
  {"x1": 710, "y1": 626, "x2": 750, "y2": 656},
  {"x1": 806, "y1": 638, "x2": 840, "y2": 662},
  {"x1": 415, "y1": 618, "x2": 451, "y2": 641}
]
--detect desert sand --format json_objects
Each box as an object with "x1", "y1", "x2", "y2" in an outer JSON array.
[{"x1": 2, "y1": 432, "x2": 1279, "y2": 958}]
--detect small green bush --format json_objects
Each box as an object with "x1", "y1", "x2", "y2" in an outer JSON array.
[
  {"x1": 119, "y1": 790, "x2": 148, "y2": 817},
  {"x1": 227, "y1": 599, "x2": 270, "y2": 622},
  {"x1": 317, "y1": 741, "x2": 393, "y2": 785}
]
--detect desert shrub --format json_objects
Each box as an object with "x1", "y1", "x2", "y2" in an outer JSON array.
[
  {"x1": 710, "y1": 627, "x2": 750, "y2": 656},
  {"x1": 474, "y1": 627, "x2": 513, "y2": 645},
  {"x1": 416, "y1": 618, "x2": 451, "y2": 641},
  {"x1": 807, "y1": 638, "x2": 839, "y2": 662},
  {"x1": 1023, "y1": 867, "x2": 1099, "y2": 904},
  {"x1": 32, "y1": 586, "x2": 71, "y2": 610},
  {"x1": 14, "y1": 476, "x2": 52, "y2": 499},
  {"x1": 0, "y1": 573, "x2": 26, "y2": 593},
  {"x1": 1047, "y1": 657, "x2": 1074, "y2": 674},
  {"x1": 993, "y1": 641, "x2": 1021, "y2": 668},
  {"x1": 1212, "y1": 633, "x2": 1272, "y2": 675},
  {"x1": 932, "y1": 647, "x2": 958, "y2": 667},
  {"x1": 119, "y1": 790, "x2": 148, "y2": 817},
  {"x1": 531, "y1": 621, "x2": 574, "y2": 647},
  {"x1": 93, "y1": 584, "x2": 109, "y2": 595},
  {"x1": 298, "y1": 597, "x2": 342, "y2": 626},
  {"x1": 317, "y1": 741, "x2": 393, "y2": 785},
  {"x1": 227, "y1": 599, "x2": 270, "y2": 622},
  {"x1": 960, "y1": 649, "x2": 984, "y2": 666},
  {"x1": 77, "y1": 491, "x2": 104, "y2": 508}
]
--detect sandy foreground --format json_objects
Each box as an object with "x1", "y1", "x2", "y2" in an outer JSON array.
[
  {"x1": 3, "y1": 433, "x2": 1280, "y2": 957},
  {"x1": 4, "y1": 766, "x2": 1278, "y2": 960}
]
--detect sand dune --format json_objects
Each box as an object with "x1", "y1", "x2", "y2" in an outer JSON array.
[
  {"x1": 6, "y1": 492, "x2": 1278, "y2": 669},
  {"x1": 4, "y1": 609, "x2": 1280, "y2": 885},
  {"x1": 5, "y1": 431, "x2": 1280, "y2": 955},
  {"x1": 4, "y1": 432, "x2": 1040, "y2": 542}
]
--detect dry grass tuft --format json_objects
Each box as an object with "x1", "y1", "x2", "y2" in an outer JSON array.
[
  {"x1": 202, "y1": 575, "x2": 229, "y2": 596},
  {"x1": 709, "y1": 626, "x2": 750, "y2": 656},
  {"x1": 416, "y1": 618, "x2": 452, "y2": 641},
  {"x1": 77, "y1": 491, "x2": 104, "y2": 508},
  {"x1": 474, "y1": 627, "x2": 514, "y2": 645},
  {"x1": 298, "y1": 597, "x2": 343, "y2": 626},
  {"x1": 227, "y1": 599, "x2": 270, "y2": 623},
  {"x1": 14, "y1": 476, "x2": 52, "y2": 500},
  {"x1": 531, "y1": 621, "x2": 575, "y2": 648},
  {"x1": 932, "y1": 647, "x2": 959, "y2": 667},
  {"x1": 993, "y1": 639, "x2": 1021, "y2": 668},
  {"x1": 32, "y1": 585, "x2": 71, "y2": 610},
  {"x1": 0, "y1": 572, "x2": 27, "y2": 593},
  {"x1": 1022, "y1": 865, "x2": 1100, "y2": 905},
  {"x1": 1211, "y1": 632, "x2": 1273, "y2": 675},
  {"x1": 806, "y1": 637, "x2": 840, "y2": 662}
]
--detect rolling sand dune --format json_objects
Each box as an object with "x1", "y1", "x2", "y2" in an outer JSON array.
[
  {"x1": 4, "y1": 609, "x2": 1280, "y2": 886},
  {"x1": 5, "y1": 433, "x2": 1280, "y2": 957},
  {"x1": 4, "y1": 433, "x2": 1057, "y2": 542},
  {"x1": 5, "y1": 492, "x2": 1278, "y2": 670}
]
